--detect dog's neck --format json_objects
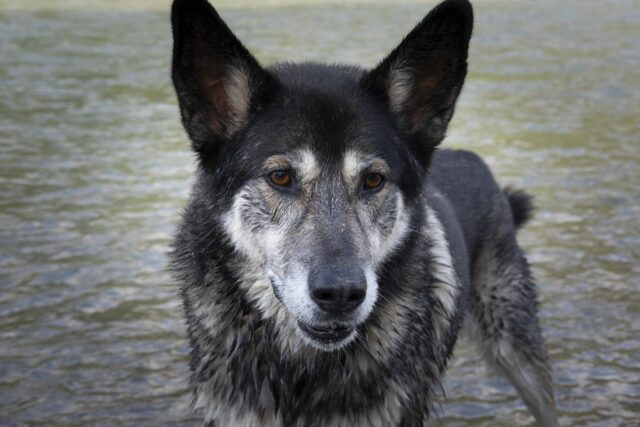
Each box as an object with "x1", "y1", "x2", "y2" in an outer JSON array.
[{"x1": 179, "y1": 200, "x2": 464, "y2": 425}]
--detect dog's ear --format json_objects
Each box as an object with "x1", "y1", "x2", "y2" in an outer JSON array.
[
  {"x1": 361, "y1": 0, "x2": 472, "y2": 160},
  {"x1": 171, "y1": 0, "x2": 275, "y2": 158}
]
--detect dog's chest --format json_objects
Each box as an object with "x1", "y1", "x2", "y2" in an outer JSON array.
[
  {"x1": 197, "y1": 382, "x2": 409, "y2": 427},
  {"x1": 194, "y1": 346, "x2": 414, "y2": 427}
]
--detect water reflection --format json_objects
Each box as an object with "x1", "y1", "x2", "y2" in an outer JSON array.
[{"x1": 1, "y1": 1, "x2": 638, "y2": 425}]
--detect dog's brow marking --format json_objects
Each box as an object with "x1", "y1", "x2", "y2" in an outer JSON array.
[
  {"x1": 342, "y1": 149, "x2": 364, "y2": 180},
  {"x1": 297, "y1": 148, "x2": 319, "y2": 182},
  {"x1": 264, "y1": 149, "x2": 319, "y2": 183},
  {"x1": 343, "y1": 150, "x2": 390, "y2": 184}
]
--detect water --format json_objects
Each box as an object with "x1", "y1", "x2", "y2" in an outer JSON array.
[{"x1": 1, "y1": 1, "x2": 639, "y2": 425}]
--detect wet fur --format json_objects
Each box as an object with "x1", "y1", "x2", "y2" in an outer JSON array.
[{"x1": 169, "y1": 0, "x2": 558, "y2": 425}]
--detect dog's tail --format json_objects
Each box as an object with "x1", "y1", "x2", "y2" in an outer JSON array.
[{"x1": 504, "y1": 187, "x2": 535, "y2": 229}]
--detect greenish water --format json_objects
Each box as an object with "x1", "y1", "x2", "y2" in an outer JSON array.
[{"x1": 1, "y1": 1, "x2": 639, "y2": 425}]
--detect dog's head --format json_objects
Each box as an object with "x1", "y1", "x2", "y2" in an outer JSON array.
[{"x1": 171, "y1": 0, "x2": 472, "y2": 351}]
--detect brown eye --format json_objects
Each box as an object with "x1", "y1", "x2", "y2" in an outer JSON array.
[
  {"x1": 363, "y1": 173, "x2": 384, "y2": 190},
  {"x1": 269, "y1": 170, "x2": 291, "y2": 187}
]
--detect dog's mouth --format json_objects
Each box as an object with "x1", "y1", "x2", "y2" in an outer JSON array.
[
  {"x1": 297, "y1": 321, "x2": 355, "y2": 346},
  {"x1": 269, "y1": 273, "x2": 359, "y2": 350}
]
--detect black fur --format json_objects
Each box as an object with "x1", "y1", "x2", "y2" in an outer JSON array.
[
  {"x1": 169, "y1": 0, "x2": 558, "y2": 425},
  {"x1": 504, "y1": 187, "x2": 535, "y2": 228}
]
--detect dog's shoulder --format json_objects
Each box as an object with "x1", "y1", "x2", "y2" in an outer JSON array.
[{"x1": 426, "y1": 149, "x2": 507, "y2": 257}]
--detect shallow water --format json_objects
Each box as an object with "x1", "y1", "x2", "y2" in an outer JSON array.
[{"x1": 1, "y1": 1, "x2": 639, "y2": 425}]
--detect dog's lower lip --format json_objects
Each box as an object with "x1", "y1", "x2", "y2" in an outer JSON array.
[{"x1": 298, "y1": 322, "x2": 354, "y2": 342}]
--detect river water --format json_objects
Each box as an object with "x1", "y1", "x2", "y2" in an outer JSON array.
[{"x1": 1, "y1": 1, "x2": 639, "y2": 425}]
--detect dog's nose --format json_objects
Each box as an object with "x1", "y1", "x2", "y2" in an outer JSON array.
[{"x1": 308, "y1": 265, "x2": 366, "y2": 313}]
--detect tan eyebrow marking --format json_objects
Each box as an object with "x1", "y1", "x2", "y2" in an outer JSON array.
[
  {"x1": 342, "y1": 149, "x2": 390, "y2": 182},
  {"x1": 263, "y1": 148, "x2": 319, "y2": 183},
  {"x1": 296, "y1": 148, "x2": 320, "y2": 182}
]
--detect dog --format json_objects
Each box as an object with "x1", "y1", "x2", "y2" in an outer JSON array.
[{"x1": 169, "y1": 0, "x2": 559, "y2": 425}]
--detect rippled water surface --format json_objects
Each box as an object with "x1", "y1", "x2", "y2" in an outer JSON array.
[{"x1": 1, "y1": 0, "x2": 639, "y2": 425}]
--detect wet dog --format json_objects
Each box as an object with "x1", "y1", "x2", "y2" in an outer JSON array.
[{"x1": 169, "y1": 0, "x2": 558, "y2": 425}]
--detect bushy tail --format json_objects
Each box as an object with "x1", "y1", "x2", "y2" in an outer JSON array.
[{"x1": 504, "y1": 187, "x2": 534, "y2": 229}]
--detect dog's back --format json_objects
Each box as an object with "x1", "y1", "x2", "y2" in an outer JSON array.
[{"x1": 428, "y1": 149, "x2": 558, "y2": 425}]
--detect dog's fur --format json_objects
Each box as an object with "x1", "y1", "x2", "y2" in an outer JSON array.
[{"x1": 169, "y1": 0, "x2": 558, "y2": 425}]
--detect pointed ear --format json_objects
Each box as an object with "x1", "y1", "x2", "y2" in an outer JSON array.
[
  {"x1": 361, "y1": 0, "x2": 472, "y2": 156},
  {"x1": 171, "y1": 0, "x2": 275, "y2": 157}
]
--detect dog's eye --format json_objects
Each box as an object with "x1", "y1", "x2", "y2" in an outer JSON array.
[
  {"x1": 363, "y1": 173, "x2": 384, "y2": 191},
  {"x1": 269, "y1": 170, "x2": 292, "y2": 187}
]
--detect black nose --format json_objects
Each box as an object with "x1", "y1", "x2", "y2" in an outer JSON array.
[{"x1": 308, "y1": 265, "x2": 367, "y2": 314}]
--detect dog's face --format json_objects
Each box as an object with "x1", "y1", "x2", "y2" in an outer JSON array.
[
  {"x1": 171, "y1": 0, "x2": 472, "y2": 350},
  {"x1": 216, "y1": 82, "x2": 420, "y2": 350}
]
